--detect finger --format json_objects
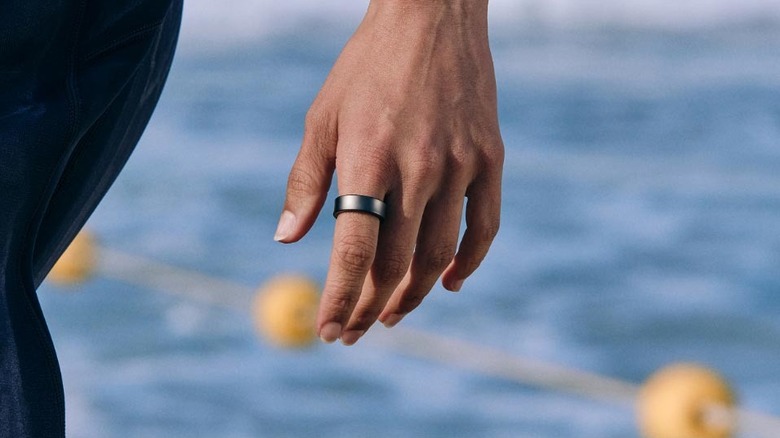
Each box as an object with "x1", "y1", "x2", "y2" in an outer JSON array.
[
  {"x1": 378, "y1": 191, "x2": 464, "y2": 328},
  {"x1": 341, "y1": 192, "x2": 424, "y2": 345},
  {"x1": 441, "y1": 171, "x2": 501, "y2": 291},
  {"x1": 274, "y1": 108, "x2": 337, "y2": 243},
  {"x1": 316, "y1": 205, "x2": 382, "y2": 343}
]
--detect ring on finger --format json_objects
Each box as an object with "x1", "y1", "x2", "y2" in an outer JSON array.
[{"x1": 333, "y1": 194, "x2": 387, "y2": 221}]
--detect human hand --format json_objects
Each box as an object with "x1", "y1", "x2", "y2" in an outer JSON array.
[{"x1": 275, "y1": 0, "x2": 504, "y2": 346}]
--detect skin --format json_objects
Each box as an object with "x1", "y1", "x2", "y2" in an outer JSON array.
[{"x1": 275, "y1": 0, "x2": 504, "y2": 346}]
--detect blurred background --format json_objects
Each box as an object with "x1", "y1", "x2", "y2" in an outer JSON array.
[{"x1": 40, "y1": 1, "x2": 780, "y2": 437}]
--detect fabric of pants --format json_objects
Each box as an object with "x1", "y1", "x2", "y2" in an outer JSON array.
[{"x1": 0, "y1": 1, "x2": 183, "y2": 436}]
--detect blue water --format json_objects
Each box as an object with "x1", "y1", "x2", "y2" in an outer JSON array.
[{"x1": 39, "y1": 9, "x2": 780, "y2": 438}]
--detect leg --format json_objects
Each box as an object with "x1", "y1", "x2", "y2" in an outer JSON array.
[{"x1": 0, "y1": 1, "x2": 182, "y2": 436}]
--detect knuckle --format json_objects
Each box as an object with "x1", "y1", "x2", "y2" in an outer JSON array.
[
  {"x1": 286, "y1": 166, "x2": 319, "y2": 196},
  {"x1": 303, "y1": 107, "x2": 337, "y2": 149},
  {"x1": 334, "y1": 235, "x2": 376, "y2": 274},
  {"x1": 349, "y1": 309, "x2": 380, "y2": 330},
  {"x1": 447, "y1": 143, "x2": 473, "y2": 173},
  {"x1": 322, "y1": 292, "x2": 355, "y2": 317},
  {"x1": 304, "y1": 106, "x2": 328, "y2": 133},
  {"x1": 468, "y1": 218, "x2": 500, "y2": 248},
  {"x1": 398, "y1": 292, "x2": 426, "y2": 314},
  {"x1": 479, "y1": 141, "x2": 505, "y2": 168},
  {"x1": 374, "y1": 252, "x2": 409, "y2": 285},
  {"x1": 407, "y1": 146, "x2": 443, "y2": 182},
  {"x1": 414, "y1": 153, "x2": 441, "y2": 175},
  {"x1": 421, "y1": 245, "x2": 456, "y2": 276}
]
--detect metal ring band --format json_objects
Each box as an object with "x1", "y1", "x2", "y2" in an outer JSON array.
[{"x1": 333, "y1": 194, "x2": 387, "y2": 221}]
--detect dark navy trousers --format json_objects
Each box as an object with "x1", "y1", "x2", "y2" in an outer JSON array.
[{"x1": 1, "y1": 1, "x2": 182, "y2": 436}]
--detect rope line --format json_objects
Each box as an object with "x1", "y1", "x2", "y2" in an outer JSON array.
[
  {"x1": 95, "y1": 247, "x2": 780, "y2": 438},
  {"x1": 373, "y1": 327, "x2": 639, "y2": 404},
  {"x1": 100, "y1": 248, "x2": 251, "y2": 310}
]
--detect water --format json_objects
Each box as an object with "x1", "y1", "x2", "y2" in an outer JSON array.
[{"x1": 39, "y1": 2, "x2": 780, "y2": 437}]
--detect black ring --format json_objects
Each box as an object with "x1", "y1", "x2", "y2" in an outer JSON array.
[{"x1": 333, "y1": 195, "x2": 387, "y2": 221}]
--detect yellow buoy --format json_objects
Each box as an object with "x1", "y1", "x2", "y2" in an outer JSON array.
[
  {"x1": 253, "y1": 275, "x2": 319, "y2": 348},
  {"x1": 637, "y1": 363, "x2": 736, "y2": 438},
  {"x1": 48, "y1": 230, "x2": 98, "y2": 286}
]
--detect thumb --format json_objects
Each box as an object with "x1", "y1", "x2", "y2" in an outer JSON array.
[{"x1": 274, "y1": 110, "x2": 337, "y2": 243}]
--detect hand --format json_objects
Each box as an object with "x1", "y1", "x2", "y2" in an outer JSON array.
[{"x1": 274, "y1": 0, "x2": 504, "y2": 345}]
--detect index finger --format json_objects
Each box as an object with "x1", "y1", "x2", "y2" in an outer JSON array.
[{"x1": 317, "y1": 210, "x2": 381, "y2": 343}]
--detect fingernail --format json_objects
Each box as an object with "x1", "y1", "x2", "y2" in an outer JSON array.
[
  {"x1": 319, "y1": 322, "x2": 342, "y2": 344},
  {"x1": 450, "y1": 279, "x2": 464, "y2": 292},
  {"x1": 382, "y1": 313, "x2": 405, "y2": 328},
  {"x1": 274, "y1": 210, "x2": 296, "y2": 242},
  {"x1": 340, "y1": 330, "x2": 365, "y2": 346}
]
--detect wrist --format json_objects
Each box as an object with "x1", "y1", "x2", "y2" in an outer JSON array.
[
  {"x1": 365, "y1": 0, "x2": 489, "y2": 34},
  {"x1": 367, "y1": 0, "x2": 488, "y2": 22}
]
